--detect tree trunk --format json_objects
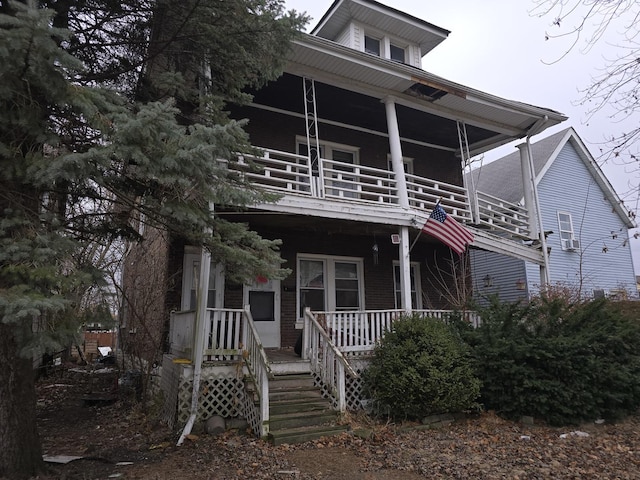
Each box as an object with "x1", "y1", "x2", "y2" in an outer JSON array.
[{"x1": 0, "y1": 322, "x2": 44, "y2": 479}]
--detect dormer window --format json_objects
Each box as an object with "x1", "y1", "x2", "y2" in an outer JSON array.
[
  {"x1": 390, "y1": 43, "x2": 406, "y2": 63},
  {"x1": 364, "y1": 35, "x2": 380, "y2": 56}
]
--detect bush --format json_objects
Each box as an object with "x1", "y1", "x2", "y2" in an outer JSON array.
[
  {"x1": 464, "y1": 296, "x2": 640, "y2": 425},
  {"x1": 363, "y1": 314, "x2": 480, "y2": 420}
]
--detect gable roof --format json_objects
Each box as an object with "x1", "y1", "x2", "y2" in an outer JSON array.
[{"x1": 467, "y1": 127, "x2": 636, "y2": 228}]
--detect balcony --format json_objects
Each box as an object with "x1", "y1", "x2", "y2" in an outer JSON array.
[{"x1": 232, "y1": 147, "x2": 532, "y2": 240}]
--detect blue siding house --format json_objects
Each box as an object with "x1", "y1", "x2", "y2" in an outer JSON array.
[{"x1": 469, "y1": 127, "x2": 637, "y2": 303}]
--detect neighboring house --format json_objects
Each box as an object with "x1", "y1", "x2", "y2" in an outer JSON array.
[
  {"x1": 469, "y1": 127, "x2": 637, "y2": 304},
  {"x1": 123, "y1": 0, "x2": 568, "y2": 439}
]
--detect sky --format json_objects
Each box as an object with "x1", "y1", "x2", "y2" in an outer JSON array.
[{"x1": 285, "y1": 0, "x2": 640, "y2": 273}]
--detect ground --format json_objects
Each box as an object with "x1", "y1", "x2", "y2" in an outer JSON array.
[{"x1": 33, "y1": 365, "x2": 640, "y2": 480}]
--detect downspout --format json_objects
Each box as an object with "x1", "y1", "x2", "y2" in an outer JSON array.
[
  {"x1": 524, "y1": 117, "x2": 551, "y2": 286},
  {"x1": 178, "y1": 208, "x2": 214, "y2": 446}
]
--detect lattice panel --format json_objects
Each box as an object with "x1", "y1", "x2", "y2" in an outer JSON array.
[
  {"x1": 312, "y1": 373, "x2": 338, "y2": 409},
  {"x1": 346, "y1": 358, "x2": 372, "y2": 411},
  {"x1": 160, "y1": 355, "x2": 181, "y2": 428},
  {"x1": 241, "y1": 385, "x2": 262, "y2": 437},
  {"x1": 177, "y1": 373, "x2": 244, "y2": 425}
]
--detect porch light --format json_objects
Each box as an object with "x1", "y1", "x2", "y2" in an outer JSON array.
[
  {"x1": 483, "y1": 275, "x2": 493, "y2": 288},
  {"x1": 372, "y1": 242, "x2": 379, "y2": 265},
  {"x1": 516, "y1": 279, "x2": 526, "y2": 290}
]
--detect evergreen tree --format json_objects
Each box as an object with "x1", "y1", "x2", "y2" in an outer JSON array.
[{"x1": 0, "y1": 0, "x2": 307, "y2": 477}]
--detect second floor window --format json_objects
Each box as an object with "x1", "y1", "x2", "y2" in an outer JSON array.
[{"x1": 557, "y1": 211, "x2": 576, "y2": 249}]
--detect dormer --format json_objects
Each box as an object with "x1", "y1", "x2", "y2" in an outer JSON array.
[{"x1": 311, "y1": 0, "x2": 449, "y2": 68}]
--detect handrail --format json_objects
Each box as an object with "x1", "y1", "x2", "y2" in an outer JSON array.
[
  {"x1": 241, "y1": 306, "x2": 272, "y2": 437},
  {"x1": 303, "y1": 308, "x2": 357, "y2": 412},
  {"x1": 475, "y1": 190, "x2": 530, "y2": 239}
]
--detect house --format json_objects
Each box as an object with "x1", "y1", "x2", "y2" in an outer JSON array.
[
  {"x1": 468, "y1": 127, "x2": 637, "y2": 304},
  {"x1": 122, "y1": 0, "x2": 568, "y2": 441}
]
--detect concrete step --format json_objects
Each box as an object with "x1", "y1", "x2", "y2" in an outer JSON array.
[
  {"x1": 268, "y1": 424, "x2": 350, "y2": 446},
  {"x1": 269, "y1": 359, "x2": 311, "y2": 375}
]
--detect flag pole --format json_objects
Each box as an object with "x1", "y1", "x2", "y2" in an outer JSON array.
[{"x1": 409, "y1": 198, "x2": 441, "y2": 252}]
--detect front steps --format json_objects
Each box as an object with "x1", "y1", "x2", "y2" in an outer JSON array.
[{"x1": 266, "y1": 372, "x2": 349, "y2": 445}]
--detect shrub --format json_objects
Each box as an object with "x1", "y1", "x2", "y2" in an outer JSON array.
[
  {"x1": 464, "y1": 296, "x2": 640, "y2": 425},
  {"x1": 363, "y1": 313, "x2": 480, "y2": 420}
]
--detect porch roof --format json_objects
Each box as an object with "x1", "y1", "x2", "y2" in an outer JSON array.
[{"x1": 285, "y1": 33, "x2": 567, "y2": 157}]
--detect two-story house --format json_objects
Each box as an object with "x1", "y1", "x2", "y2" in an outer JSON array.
[
  {"x1": 469, "y1": 127, "x2": 637, "y2": 304},
  {"x1": 128, "y1": 0, "x2": 568, "y2": 442}
]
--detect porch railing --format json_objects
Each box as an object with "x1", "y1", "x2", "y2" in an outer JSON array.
[
  {"x1": 474, "y1": 190, "x2": 530, "y2": 239},
  {"x1": 241, "y1": 306, "x2": 271, "y2": 438},
  {"x1": 303, "y1": 308, "x2": 358, "y2": 412},
  {"x1": 168, "y1": 308, "x2": 245, "y2": 362},
  {"x1": 319, "y1": 309, "x2": 481, "y2": 355}
]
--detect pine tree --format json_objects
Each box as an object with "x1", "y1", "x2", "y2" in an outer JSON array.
[{"x1": 0, "y1": 1, "x2": 307, "y2": 476}]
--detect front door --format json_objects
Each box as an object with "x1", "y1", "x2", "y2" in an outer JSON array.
[{"x1": 244, "y1": 278, "x2": 281, "y2": 348}]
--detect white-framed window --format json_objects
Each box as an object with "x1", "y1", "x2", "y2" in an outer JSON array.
[
  {"x1": 389, "y1": 43, "x2": 406, "y2": 63},
  {"x1": 297, "y1": 138, "x2": 360, "y2": 198},
  {"x1": 297, "y1": 254, "x2": 364, "y2": 318},
  {"x1": 393, "y1": 262, "x2": 422, "y2": 309},
  {"x1": 387, "y1": 155, "x2": 414, "y2": 175},
  {"x1": 557, "y1": 211, "x2": 576, "y2": 250},
  {"x1": 181, "y1": 252, "x2": 225, "y2": 310},
  {"x1": 364, "y1": 35, "x2": 381, "y2": 56}
]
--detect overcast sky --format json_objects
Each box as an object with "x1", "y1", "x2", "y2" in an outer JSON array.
[{"x1": 285, "y1": 0, "x2": 640, "y2": 273}]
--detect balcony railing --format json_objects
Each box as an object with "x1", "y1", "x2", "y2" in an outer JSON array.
[
  {"x1": 234, "y1": 148, "x2": 472, "y2": 220},
  {"x1": 474, "y1": 191, "x2": 530, "y2": 239}
]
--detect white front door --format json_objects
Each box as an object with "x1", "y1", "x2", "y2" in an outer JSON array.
[{"x1": 244, "y1": 278, "x2": 281, "y2": 348}]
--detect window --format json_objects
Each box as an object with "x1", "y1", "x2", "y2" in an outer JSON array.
[
  {"x1": 297, "y1": 139, "x2": 359, "y2": 198},
  {"x1": 557, "y1": 211, "x2": 575, "y2": 250},
  {"x1": 364, "y1": 35, "x2": 380, "y2": 56},
  {"x1": 182, "y1": 254, "x2": 224, "y2": 310},
  {"x1": 298, "y1": 255, "x2": 364, "y2": 318},
  {"x1": 393, "y1": 262, "x2": 422, "y2": 309},
  {"x1": 390, "y1": 44, "x2": 405, "y2": 63}
]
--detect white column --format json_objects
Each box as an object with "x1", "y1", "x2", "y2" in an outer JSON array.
[
  {"x1": 517, "y1": 143, "x2": 539, "y2": 238},
  {"x1": 399, "y1": 226, "x2": 412, "y2": 311},
  {"x1": 384, "y1": 97, "x2": 409, "y2": 209}
]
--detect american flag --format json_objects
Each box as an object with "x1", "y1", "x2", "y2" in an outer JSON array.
[{"x1": 422, "y1": 204, "x2": 474, "y2": 255}]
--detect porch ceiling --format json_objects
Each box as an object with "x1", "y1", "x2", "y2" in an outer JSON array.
[
  {"x1": 277, "y1": 34, "x2": 567, "y2": 156},
  {"x1": 251, "y1": 73, "x2": 499, "y2": 152}
]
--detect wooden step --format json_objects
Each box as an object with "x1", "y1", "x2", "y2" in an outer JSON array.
[
  {"x1": 269, "y1": 373, "x2": 315, "y2": 390},
  {"x1": 269, "y1": 409, "x2": 337, "y2": 430},
  {"x1": 269, "y1": 398, "x2": 331, "y2": 416},
  {"x1": 268, "y1": 424, "x2": 350, "y2": 446}
]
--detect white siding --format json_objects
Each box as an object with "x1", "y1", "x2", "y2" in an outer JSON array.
[
  {"x1": 535, "y1": 142, "x2": 636, "y2": 298},
  {"x1": 470, "y1": 249, "x2": 528, "y2": 306},
  {"x1": 336, "y1": 23, "x2": 354, "y2": 48}
]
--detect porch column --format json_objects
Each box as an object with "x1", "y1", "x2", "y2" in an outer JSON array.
[
  {"x1": 399, "y1": 226, "x2": 412, "y2": 311},
  {"x1": 517, "y1": 142, "x2": 551, "y2": 286},
  {"x1": 517, "y1": 143, "x2": 539, "y2": 238},
  {"x1": 383, "y1": 97, "x2": 410, "y2": 209}
]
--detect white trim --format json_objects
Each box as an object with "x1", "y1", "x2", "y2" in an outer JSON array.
[
  {"x1": 181, "y1": 252, "x2": 225, "y2": 311},
  {"x1": 296, "y1": 254, "x2": 365, "y2": 321}
]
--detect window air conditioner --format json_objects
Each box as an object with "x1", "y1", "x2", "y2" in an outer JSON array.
[{"x1": 563, "y1": 238, "x2": 580, "y2": 251}]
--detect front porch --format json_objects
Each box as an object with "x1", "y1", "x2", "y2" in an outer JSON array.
[{"x1": 163, "y1": 306, "x2": 477, "y2": 440}]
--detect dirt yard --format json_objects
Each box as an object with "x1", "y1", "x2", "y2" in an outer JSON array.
[{"x1": 34, "y1": 365, "x2": 640, "y2": 479}]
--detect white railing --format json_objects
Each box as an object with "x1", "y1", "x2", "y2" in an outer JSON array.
[
  {"x1": 321, "y1": 161, "x2": 397, "y2": 204},
  {"x1": 406, "y1": 174, "x2": 472, "y2": 222},
  {"x1": 202, "y1": 308, "x2": 244, "y2": 361},
  {"x1": 474, "y1": 190, "x2": 530, "y2": 239},
  {"x1": 319, "y1": 309, "x2": 481, "y2": 355},
  {"x1": 241, "y1": 306, "x2": 271, "y2": 438},
  {"x1": 169, "y1": 310, "x2": 196, "y2": 358},
  {"x1": 303, "y1": 308, "x2": 358, "y2": 412}
]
